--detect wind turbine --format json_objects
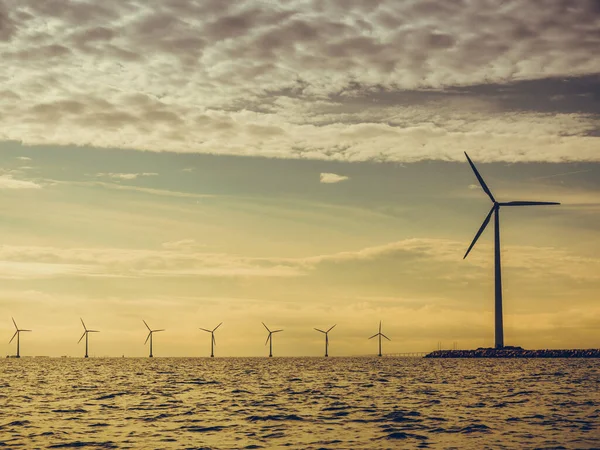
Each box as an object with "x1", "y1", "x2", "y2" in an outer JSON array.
[
  {"x1": 143, "y1": 320, "x2": 164, "y2": 358},
  {"x1": 369, "y1": 321, "x2": 390, "y2": 357},
  {"x1": 262, "y1": 322, "x2": 283, "y2": 357},
  {"x1": 78, "y1": 318, "x2": 99, "y2": 358},
  {"x1": 9, "y1": 318, "x2": 31, "y2": 358},
  {"x1": 199, "y1": 322, "x2": 222, "y2": 357},
  {"x1": 463, "y1": 152, "x2": 560, "y2": 349},
  {"x1": 314, "y1": 324, "x2": 336, "y2": 357}
]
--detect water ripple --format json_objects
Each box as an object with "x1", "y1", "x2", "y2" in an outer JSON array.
[{"x1": 0, "y1": 358, "x2": 597, "y2": 449}]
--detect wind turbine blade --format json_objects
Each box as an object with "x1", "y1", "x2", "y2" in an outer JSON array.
[
  {"x1": 78, "y1": 332, "x2": 86, "y2": 343},
  {"x1": 265, "y1": 333, "x2": 271, "y2": 346},
  {"x1": 9, "y1": 331, "x2": 18, "y2": 343},
  {"x1": 80, "y1": 318, "x2": 87, "y2": 331},
  {"x1": 213, "y1": 322, "x2": 223, "y2": 332},
  {"x1": 314, "y1": 328, "x2": 326, "y2": 334},
  {"x1": 327, "y1": 324, "x2": 336, "y2": 333},
  {"x1": 199, "y1": 328, "x2": 211, "y2": 333},
  {"x1": 382, "y1": 334, "x2": 391, "y2": 341},
  {"x1": 21, "y1": 329, "x2": 32, "y2": 332},
  {"x1": 464, "y1": 205, "x2": 494, "y2": 259},
  {"x1": 262, "y1": 322, "x2": 271, "y2": 333},
  {"x1": 368, "y1": 333, "x2": 378, "y2": 340},
  {"x1": 154, "y1": 329, "x2": 165, "y2": 332},
  {"x1": 272, "y1": 330, "x2": 283, "y2": 333},
  {"x1": 212, "y1": 335, "x2": 216, "y2": 346},
  {"x1": 144, "y1": 332, "x2": 152, "y2": 344},
  {"x1": 379, "y1": 321, "x2": 381, "y2": 333},
  {"x1": 12, "y1": 317, "x2": 17, "y2": 330},
  {"x1": 89, "y1": 330, "x2": 99, "y2": 333},
  {"x1": 499, "y1": 201, "x2": 560, "y2": 206},
  {"x1": 464, "y1": 152, "x2": 495, "y2": 203},
  {"x1": 143, "y1": 320, "x2": 151, "y2": 331}
]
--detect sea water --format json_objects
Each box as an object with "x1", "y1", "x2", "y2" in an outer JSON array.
[{"x1": 1, "y1": 357, "x2": 598, "y2": 449}]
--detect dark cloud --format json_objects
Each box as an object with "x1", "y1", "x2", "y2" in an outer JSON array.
[
  {"x1": 3, "y1": 43, "x2": 71, "y2": 61},
  {"x1": 0, "y1": 1, "x2": 16, "y2": 41},
  {"x1": 322, "y1": 75, "x2": 600, "y2": 118},
  {"x1": 31, "y1": 100, "x2": 86, "y2": 117},
  {"x1": 22, "y1": 0, "x2": 118, "y2": 24},
  {"x1": 71, "y1": 26, "x2": 115, "y2": 46}
]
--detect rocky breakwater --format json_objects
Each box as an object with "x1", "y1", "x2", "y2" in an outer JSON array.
[{"x1": 425, "y1": 346, "x2": 600, "y2": 358}]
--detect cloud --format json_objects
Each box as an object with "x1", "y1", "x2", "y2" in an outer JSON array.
[
  {"x1": 49, "y1": 178, "x2": 215, "y2": 199},
  {"x1": 0, "y1": 260, "x2": 94, "y2": 279},
  {"x1": 0, "y1": 174, "x2": 41, "y2": 189},
  {"x1": 161, "y1": 239, "x2": 202, "y2": 251},
  {"x1": 0, "y1": 0, "x2": 598, "y2": 162},
  {"x1": 0, "y1": 238, "x2": 596, "y2": 283},
  {"x1": 0, "y1": 244, "x2": 304, "y2": 279},
  {"x1": 320, "y1": 172, "x2": 349, "y2": 184},
  {"x1": 16, "y1": 156, "x2": 31, "y2": 161},
  {"x1": 96, "y1": 172, "x2": 158, "y2": 180}
]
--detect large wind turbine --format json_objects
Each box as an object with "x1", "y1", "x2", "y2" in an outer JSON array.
[
  {"x1": 463, "y1": 152, "x2": 560, "y2": 349},
  {"x1": 143, "y1": 320, "x2": 165, "y2": 358},
  {"x1": 262, "y1": 322, "x2": 283, "y2": 357},
  {"x1": 78, "y1": 318, "x2": 99, "y2": 358},
  {"x1": 9, "y1": 318, "x2": 31, "y2": 358},
  {"x1": 199, "y1": 322, "x2": 222, "y2": 357},
  {"x1": 314, "y1": 324, "x2": 336, "y2": 357},
  {"x1": 369, "y1": 321, "x2": 390, "y2": 357}
]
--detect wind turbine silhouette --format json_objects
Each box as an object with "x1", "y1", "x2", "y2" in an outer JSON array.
[
  {"x1": 199, "y1": 322, "x2": 222, "y2": 357},
  {"x1": 143, "y1": 320, "x2": 164, "y2": 357},
  {"x1": 262, "y1": 322, "x2": 282, "y2": 357},
  {"x1": 463, "y1": 152, "x2": 560, "y2": 349},
  {"x1": 78, "y1": 318, "x2": 99, "y2": 358},
  {"x1": 314, "y1": 324, "x2": 336, "y2": 357},
  {"x1": 369, "y1": 321, "x2": 390, "y2": 357},
  {"x1": 9, "y1": 318, "x2": 31, "y2": 358}
]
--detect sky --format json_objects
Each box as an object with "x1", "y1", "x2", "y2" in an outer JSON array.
[{"x1": 0, "y1": 0, "x2": 599, "y2": 357}]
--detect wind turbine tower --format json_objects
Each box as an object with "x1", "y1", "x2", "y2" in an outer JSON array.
[
  {"x1": 199, "y1": 322, "x2": 222, "y2": 357},
  {"x1": 369, "y1": 321, "x2": 390, "y2": 357},
  {"x1": 9, "y1": 318, "x2": 31, "y2": 358},
  {"x1": 262, "y1": 322, "x2": 283, "y2": 357},
  {"x1": 463, "y1": 152, "x2": 560, "y2": 349},
  {"x1": 78, "y1": 318, "x2": 99, "y2": 358},
  {"x1": 143, "y1": 320, "x2": 165, "y2": 357},
  {"x1": 314, "y1": 324, "x2": 336, "y2": 357}
]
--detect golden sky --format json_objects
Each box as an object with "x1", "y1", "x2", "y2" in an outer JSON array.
[{"x1": 0, "y1": 0, "x2": 599, "y2": 356}]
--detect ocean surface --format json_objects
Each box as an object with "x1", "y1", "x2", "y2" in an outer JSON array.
[{"x1": 0, "y1": 357, "x2": 598, "y2": 449}]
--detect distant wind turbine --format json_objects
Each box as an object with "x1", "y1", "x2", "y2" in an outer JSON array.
[
  {"x1": 369, "y1": 321, "x2": 390, "y2": 357},
  {"x1": 314, "y1": 324, "x2": 336, "y2": 357},
  {"x1": 199, "y1": 322, "x2": 222, "y2": 357},
  {"x1": 262, "y1": 322, "x2": 283, "y2": 357},
  {"x1": 9, "y1": 317, "x2": 31, "y2": 358},
  {"x1": 78, "y1": 318, "x2": 99, "y2": 358},
  {"x1": 463, "y1": 152, "x2": 560, "y2": 349},
  {"x1": 143, "y1": 320, "x2": 165, "y2": 357}
]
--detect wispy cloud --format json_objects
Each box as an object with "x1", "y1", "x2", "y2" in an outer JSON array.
[
  {"x1": 161, "y1": 239, "x2": 203, "y2": 251},
  {"x1": 0, "y1": 260, "x2": 94, "y2": 279},
  {"x1": 49, "y1": 178, "x2": 215, "y2": 199},
  {"x1": 531, "y1": 169, "x2": 592, "y2": 180},
  {"x1": 0, "y1": 174, "x2": 41, "y2": 189},
  {"x1": 96, "y1": 172, "x2": 158, "y2": 180},
  {"x1": 320, "y1": 172, "x2": 349, "y2": 184},
  {"x1": 0, "y1": 239, "x2": 596, "y2": 282}
]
